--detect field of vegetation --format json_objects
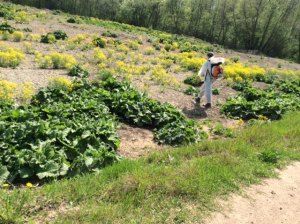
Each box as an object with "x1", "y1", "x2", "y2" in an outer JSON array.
[{"x1": 0, "y1": 2, "x2": 300, "y2": 223}]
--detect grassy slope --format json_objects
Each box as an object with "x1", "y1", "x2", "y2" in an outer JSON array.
[{"x1": 1, "y1": 111, "x2": 300, "y2": 223}]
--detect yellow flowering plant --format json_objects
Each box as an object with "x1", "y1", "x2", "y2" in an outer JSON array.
[
  {"x1": 0, "y1": 79, "x2": 18, "y2": 103},
  {"x1": 48, "y1": 76, "x2": 72, "y2": 93},
  {"x1": 12, "y1": 31, "x2": 24, "y2": 42},
  {"x1": 0, "y1": 43, "x2": 24, "y2": 68}
]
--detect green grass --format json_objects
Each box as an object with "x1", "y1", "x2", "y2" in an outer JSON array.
[{"x1": 1, "y1": 111, "x2": 300, "y2": 223}]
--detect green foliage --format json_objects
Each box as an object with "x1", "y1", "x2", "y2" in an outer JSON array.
[
  {"x1": 164, "y1": 44, "x2": 171, "y2": 52},
  {"x1": 259, "y1": 148, "x2": 280, "y2": 164},
  {"x1": 184, "y1": 85, "x2": 199, "y2": 96},
  {"x1": 53, "y1": 30, "x2": 68, "y2": 40},
  {"x1": 0, "y1": 77, "x2": 205, "y2": 184},
  {"x1": 253, "y1": 73, "x2": 274, "y2": 83},
  {"x1": 179, "y1": 43, "x2": 198, "y2": 53},
  {"x1": 211, "y1": 124, "x2": 234, "y2": 137},
  {"x1": 52, "y1": 10, "x2": 62, "y2": 15},
  {"x1": 212, "y1": 88, "x2": 220, "y2": 95},
  {"x1": 22, "y1": 27, "x2": 32, "y2": 32},
  {"x1": 69, "y1": 65, "x2": 90, "y2": 78},
  {"x1": 221, "y1": 87, "x2": 300, "y2": 120},
  {"x1": 230, "y1": 56, "x2": 240, "y2": 63},
  {"x1": 0, "y1": 188, "x2": 30, "y2": 223},
  {"x1": 154, "y1": 120, "x2": 208, "y2": 146},
  {"x1": 102, "y1": 30, "x2": 118, "y2": 38},
  {"x1": 0, "y1": 21, "x2": 15, "y2": 34},
  {"x1": 41, "y1": 30, "x2": 68, "y2": 43},
  {"x1": 231, "y1": 80, "x2": 252, "y2": 91},
  {"x1": 183, "y1": 74, "x2": 203, "y2": 87},
  {"x1": 67, "y1": 17, "x2": 76, "y2": 23},
  {"x1": 0, "y1": 3, "x2": 14, "y2": 20},
  {"x1": 97, "y1": 69, "x2": 115, "y2": 81},
  {"x1": 92, "y1": 37, "x2": 107, "y2": 48}
]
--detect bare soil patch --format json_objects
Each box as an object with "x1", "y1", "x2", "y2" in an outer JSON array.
[{"x1": 205, "y1": 162, "x2": 300, "y2": 224}]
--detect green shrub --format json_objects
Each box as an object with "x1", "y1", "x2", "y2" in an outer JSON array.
[
  {"x1": 22, "y1": 27, "x2": 32, "y2": 32},
  {"x1": 230, "y1": 56, "x2": 240, "y2": 63},
  {"x1": 52, "y1": 10, "x2": 62, "y2": 15},
  {"x1": 184, "y1": 85, "x2": 199, "y2": 96},
  {"x1": 92, "y1": 37, "x2": 107, "y2": 48},
  {"x1": 69, "y1": 65, "x2": 90, "y2": 78},
  {"x1": 184, "y1": 74, "x2": 203, "y2": 87},
  {"x1": 53, "y1": 30, "x2": 68, "y2": 40},
  {"x1": 67, "y1": 18, "x2": 76, "y2": 23},
  {"x1": 212, "y1": 88, "x2": 220, "y2": 95},
  {"x1": 102, "y1": 30, "x2": 118, "y2": 38},
  {"x1": 164, "y1": 44, "x2": 171, "y2": 52},
  {"x1": 259, "y1": 148, "x2": 280, "y2": 164},
  {"x1": 0, "y1": 21, "x2": 15, "y2": 34}
]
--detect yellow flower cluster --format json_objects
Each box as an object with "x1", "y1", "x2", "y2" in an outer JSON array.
[
  {"x1": 73, "y1": 34, "x2": 85, "y2": 44},
  {"x1": 144, "y1": 47, "x2": 155, "y2": 55},
  {"x1": 224, "y1": 62, "x2": 265, "y2": 81},
  {"x1": 34, "y1": 11, "x2": 48, "y2": 18},
  {"x1": 27, "y1": 34, "x2": 40, "y2": 42},
  {"x1": 17, "y1": 82, "x2": 35, "y2": 103},
  {"x1": 115, "y1": 61, "x2": 150, "y2": 77},
  {"x1": 23, "y1": 42, "x2": 34, "y2": 54},
  {"x1": 116, "y1": 44, "x2": 130, "y2": 54},
  {"x1": 0, "y1": 30, "x2": 10, "y2": 40},
  {"x1": 161, "y1": 59, "x2": 173, "y2": 69},
  {"x1": 48, "y1": 76, "x2": 72, "y2": 93},
  {"x1": 126, "y1": 40, "x2": 140, "y2": 50},
  {"x1": 15, "y1": 11, "x2": 31, "y2": 23},
  {"x1": 179, "y1": 53, "x2": 206, "y2": 71},
  {"x1": 150, "y1": 57, "x2": 160, "y2": 65},
  {"x1": 92, "y1": 48, "x2": 107, "y2": 65},
  {"x1": 0, "y1": 43, "x2": 24, "y2": 68},
  {"x1": 266, "y1": 68, "x2": 300, "y2": 79},
  {"x1": 35, "y1": 51, "x2": 77, "y2": 69},
  {"x1": 0, "y1": 79, "x2": 18, "y2": 102},
  {"x1": 13, "y1": 31, "x2": 24, "y2": 42},
  {"x1": 129, "y1": 52, "x2": 143, "y2": 64},
  {"x1": 150, "y1": 65, "x2": 179, "y2": 86},
  {"x1": 2, "y1": 183, "x2": 9, "y2": 188}
]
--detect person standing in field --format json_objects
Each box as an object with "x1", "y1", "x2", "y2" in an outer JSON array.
[{"x1": 195, "y1": 52, "x2": 215, "y2": 108}]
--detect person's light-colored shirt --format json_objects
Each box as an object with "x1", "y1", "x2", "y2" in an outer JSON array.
[{"x1": 197, "y1": 59, "x2": 212, "y2": 77}]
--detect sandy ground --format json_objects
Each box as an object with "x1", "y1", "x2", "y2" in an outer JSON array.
[{"x1": 205, "y1": 162, "x2": 300, "y2": 224}]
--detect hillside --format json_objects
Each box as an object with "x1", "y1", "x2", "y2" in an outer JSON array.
[{"x1": 0, "y1": 3, "x2": 300, "y2": 223}]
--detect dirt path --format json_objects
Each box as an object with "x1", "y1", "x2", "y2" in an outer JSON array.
[{"x1": 205, "y1": 162, "x2": 300, "y2": 224}]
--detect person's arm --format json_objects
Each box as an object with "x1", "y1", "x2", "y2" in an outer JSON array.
[{"x1": 197, "y1": 61, "x2": 209, "y2": 78}]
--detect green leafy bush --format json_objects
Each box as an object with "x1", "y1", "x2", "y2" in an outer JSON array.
[
  {"x1": 221, "y1": 87, "x2": 300, "y2": 120},
  {"x1": 41, "y1": 30, "x2": 68, "y2": 43},
  {"x1": 212, "y1": 88, "x2": 220, "y2": 95},
  {"x1": 92, "y1": 37, "x2": 107, "y2": 48},
  {"x1": 69, "y1": 65, "x2": 90, "y2": 78},
  {"x1": 53, "y1": 30, "x2": 68, "y2": 40},
  {"x1": 0, "y1": 21, "x2": 15, "y2": 34},
  {"x1": 231, "y1": 80, "x2": 252, "y2": 91},
  {"x1": 259, "y1": 148, "x2": 280, "y2": 164},
  {"x1": 184, "y1": 85, "x2": 199, "y2": 96},
  {"x1": 0, "y1": 77, "x2": 206, "y2": 184},
  {"x1": 102, "y1": 30, "x2": 118, "y2": 38},
  {"x1": 211, "y1": 124, "x2": 234, "y2": 137},
  {"x1": 52, "y1": 10, "x2": 62, "y2": 15},
  {"x1": 67, "y1": 18, "x2": 76, "y2": 23},
  {"x1": 184, "y1": 74, "x2": 203, "y2": 87}
]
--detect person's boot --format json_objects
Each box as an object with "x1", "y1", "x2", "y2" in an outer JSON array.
[
  {"x1": 195, "y1": 97, "x2": 200, "y2": 104},
  {"x1": 203, "y1": 103, "x2": 211, "y2": 108}
]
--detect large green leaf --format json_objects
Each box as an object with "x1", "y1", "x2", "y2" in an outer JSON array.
[{"x1": 0, "y1": 165, "x2": 9, "y2": 185}]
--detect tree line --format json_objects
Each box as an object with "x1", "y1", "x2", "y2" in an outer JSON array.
[{"x1": 7, "y1": 0, "x2": 300, "y2": 62}]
